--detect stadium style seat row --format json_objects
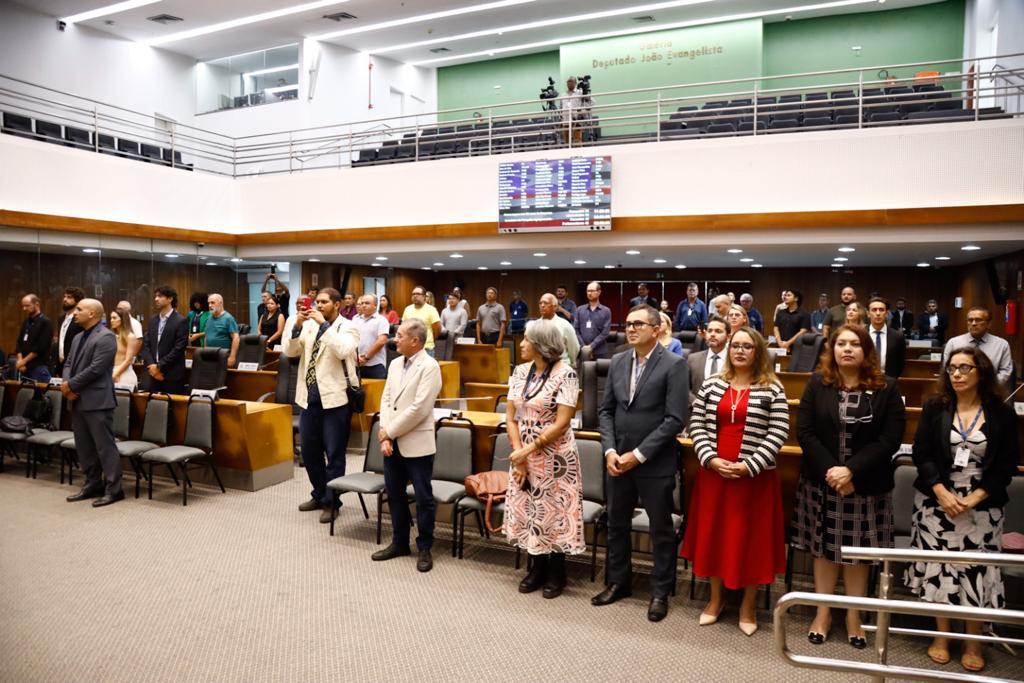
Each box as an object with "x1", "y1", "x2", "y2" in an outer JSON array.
[
  {"x1": 0, "y1": 111, "x2": 193, "y2": 171},
  {"x1": 352, "y1": 84, "x2": 1009, "y2": 167}
]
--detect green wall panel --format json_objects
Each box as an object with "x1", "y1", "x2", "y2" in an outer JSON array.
[
  {"x1": 436, "y1": 50, "x2": 559, "y2": 122},
  {"x1": 762, "y1": 0, "x2": 965, "y2": 91}
]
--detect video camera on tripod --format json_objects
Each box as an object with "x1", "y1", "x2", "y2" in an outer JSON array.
[{"x1": 539, "y1": 77, "x2": 559, "y2": 111}]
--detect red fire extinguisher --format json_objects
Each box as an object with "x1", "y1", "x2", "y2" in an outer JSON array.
[{"x1": 1006, "y1": 300, "x2": 1018, "y2": 335}]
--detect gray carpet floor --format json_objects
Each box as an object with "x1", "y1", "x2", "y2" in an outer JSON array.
[{"x1": 1, "y1": 457, "x2": 1020, "y2": 682}]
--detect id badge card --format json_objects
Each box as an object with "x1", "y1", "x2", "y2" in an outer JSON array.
[
  {"x1": 687, "y1": 309, "x2": 693, "y2": 316},
  {"x1": 515, "y1": 404, "x2": 525, "y2": 421},
  {"x1": 954, "y1": 445, "x2": 970, "y2": 468},
  {"x1": 586, "y1": 320, "x2": 592, "y2": 329}
]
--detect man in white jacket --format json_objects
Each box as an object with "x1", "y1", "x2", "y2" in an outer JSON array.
[
  {"x1": 284, "y1": 288, "x2": 360, "y2": 524},
  {"x1": 372, "y1": 318, "x2": 443, "y2": 572}
]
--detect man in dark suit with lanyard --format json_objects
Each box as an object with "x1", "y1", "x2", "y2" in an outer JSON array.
[
  {"x1": 593, "y1": 304, "x2": 688, "y2": 622},
  {"x1": 63, "y1": 299, "x2": 124, "y2": 507},
  {"x1": 140, "y1": 286, "x2": 189, "y2": 395}
]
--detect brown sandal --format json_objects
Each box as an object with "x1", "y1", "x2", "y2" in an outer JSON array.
[
  {"x1": 961, "y1": 653, "x2": 985, "y2": 672},
  {"x1": 926, "y1": 645, "x2": 950, "y2": 665}
]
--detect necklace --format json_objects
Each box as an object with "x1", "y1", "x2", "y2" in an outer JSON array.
[{"x1": 728, "y1": 385, "x2": 750, "y2": 424}]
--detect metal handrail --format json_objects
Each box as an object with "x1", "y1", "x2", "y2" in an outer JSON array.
[{"x1": 775, "y1": 546, "x2": 1024, "y2": 682}]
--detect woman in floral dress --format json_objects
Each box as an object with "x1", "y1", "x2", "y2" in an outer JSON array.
[
  {"x1": 905, "y1": 346, "x2": 1018, "y2": 672},
  {"x1": 504, "y1": 319, "x2": 584, "y2": 599}
]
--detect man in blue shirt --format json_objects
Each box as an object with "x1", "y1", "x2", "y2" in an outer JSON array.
[
  {"x1": 809, "y1": 292, "x2": 831, "y2": 333},
  {"x1": 673, "y1": 282, "x2": 707, "y2": 332},
  {"x1": 574, "y1": 281, "x2": 612, "y2": 358},
  {"x1": 739, "y1": 293, "x2": 764, "y2": 334},
  {"x1": 204, "y1": 293, "x2": 240, "y2": 367},
  {"x1": 555, "y1": 285, "x2": 577, "y2": 322},
  {"x1": 508, "y1": 290, "x2": 528, "y2": 334}
]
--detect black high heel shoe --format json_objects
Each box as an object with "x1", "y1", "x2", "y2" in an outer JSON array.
[
  {"x1": 807, "y1": 618, "x2": 831, "y2": 645},
  {"x1": 848, "y1": 635, "x2": 868, "y2": 649}
]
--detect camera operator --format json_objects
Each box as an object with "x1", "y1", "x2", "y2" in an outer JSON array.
[{"x1": 560, "y1": 75, "x2": 593, "y2": 146}]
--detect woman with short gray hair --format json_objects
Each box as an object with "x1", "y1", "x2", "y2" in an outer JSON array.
[{"x1": 504, "y1": 319, "x2": 584, "y2": 599}]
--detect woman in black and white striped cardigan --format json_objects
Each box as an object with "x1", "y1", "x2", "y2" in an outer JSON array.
[{"x1": 681, "y1": 327, "x2": 789, "y2": 636}]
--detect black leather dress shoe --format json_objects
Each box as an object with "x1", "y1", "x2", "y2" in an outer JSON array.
[
  {"x1": 92, "y1": 491, "x2": 125, "y2": 507},
  {"x1": 591, "y1": 583, "x2": 632, "y2": 606},
  {"x1": 371, "y1": 544, "x2": 412, "y2": 561},
  {"x1": 648, "y1": 596, "x2": 669, "y2": 622},
  {"x1": 67, "y1": 486, "x2": 103, "y2": 502},
  {"x1": 417, "y1": 550, "x2": 433, "y2": 573}
]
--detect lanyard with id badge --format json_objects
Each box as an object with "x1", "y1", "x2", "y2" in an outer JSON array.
[{"x1": 953, "y1": 406, "x2": 983, "y2": 468}]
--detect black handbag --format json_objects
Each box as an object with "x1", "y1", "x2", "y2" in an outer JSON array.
[{"x1": 341, "y1": 359, "x2": 365, "y2": 413}]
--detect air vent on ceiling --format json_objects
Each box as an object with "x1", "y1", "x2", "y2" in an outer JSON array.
[
  {"x1": 429, "y1": 47, "x2": 451, "y2": 54},
  {"x1": 323, "y1": 11, "x2": 357, "y2": 21},
  {"x1": 632, "y1": 15, "x2": 656, "y2": 23},
  {"x1": 147, "y1": 14, "x2": 184, "y2": 24}
]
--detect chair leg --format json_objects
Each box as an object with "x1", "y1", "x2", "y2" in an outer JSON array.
[
  {"x1": 166, "y1": 463, "x2": 180, "y2": 486},
  {"x1": 762, "y1": 582, "x2": 771, "y2": 611},
  {"x1": 208, "y1": 460, "x2": 225, "y2": 493},
  {"x1": 784, "y1": 544, "x2": 795, "y2": 594},
  {"x1": 590, "y1": 522, "x2": 600, "y2": 582},
  {"x1": 182, "y1": 462, "x2": 188, "y2": 506},
  {"x1": 375, "y1": 492, "x2": 383, "y2": 545},
  {"x1": 59, "y1": 448, "x2": 66, "y2": 484},
  {"x1": 330, "y1": 491, "x2": 338, "y2": 536},
  {"x1": 148, "y1": 461, "x2": 154, "y2": 499},
  {"x1": 475, "y1": 510, "x2": 485, "y2": 538},
  {"x1": 134, "y1": 458, "x2": 142, "y2": 499},
  {"x1": 25, "y1": 445, "x2": 33, "y2": 478},
  {"x1": 357, "y1": 493, "x2": 369, "y2": 519},
  {"x1": 450, "y1": 496, "x2": 463, "y2": 558},
  {"x1": 181, "y1": 466, "x2": 193, "y2": 489}
]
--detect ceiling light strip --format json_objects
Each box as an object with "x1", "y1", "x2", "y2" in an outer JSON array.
[
  {"x1": 244, "y1": 64, "x2": 300, "y2": 77},
  {"x1": 145, "y1": 0, "x2": 347, "y2": 47},
  {"x1": 411, "y1": 0, "x2": 874, "y2": 66},
  {"x1": 62, "y1": 0, "x2": 162, "y2": 25},
  {"x1": 316, "y1": 0, "x2": 536, "y2": 41},
  {"x1": 374, "y1": 0, "x2": 714, "y2": 55}
]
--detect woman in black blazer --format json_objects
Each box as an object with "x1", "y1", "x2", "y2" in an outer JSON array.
[
  {"x1": 904, "y1": 346, "x2": 1018, "y2": 672},
  {"x1": 792, "y1": 324, "x2": 906, "y2": 649}
]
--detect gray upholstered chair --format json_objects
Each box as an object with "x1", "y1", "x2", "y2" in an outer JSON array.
[
  {"x1": 455, "y1": 429, "x2": 510, "y2": 559},
  {"x1": 408, "y1": 417, "x2": 474, "y2": 557},
  {"x1": 140, "y1": 394, "x2": 225, "y2": 505},
  {"x1": 60, "y1": 387, "x2": 133, "y2": 486},
  {"x1": 327, "y1": 414, "x2": 387, "y2": 543},
  {"x1": 258, "y1": 354, "x2": 300, "y2": 454},
  {"x1": 109, "y1": 392, "x2": 172, "y2": 498},
  {"x1": 236, "y1": 334, "x2": 267, "y2": 367},
  {"x1": 0, "y1": 385, "x2": 41, "y2": 470},
  {"x1": 188, "y1": 347, "x2": 228, "y2": 393},
  {"x1": 578, "y1": 437, "x2": 608, "y2": 581},
  {"x1": 581, "y1": 359, "x2": 613, "y2": 429},
  {"x1": 24, "y1": 387, "x2": 71, "y2": 479}
]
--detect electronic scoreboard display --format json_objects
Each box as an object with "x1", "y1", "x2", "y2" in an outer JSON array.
[{"x1": 498, "y1": 156, "x2": 611, "y2": 234}]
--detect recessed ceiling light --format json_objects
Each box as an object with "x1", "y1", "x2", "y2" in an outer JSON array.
[
  {"x1": 229, "y1": 257, "x2": 243, "y2": 263},
  {"x1": 625, "y1": 249, "x2": 640, "y2": 255},
  {"x1": 500, "y1": 261, "x2": 512, "y2": 266},
  {"x1": 308, "y1": 258, "x2": 320, "y2": 262},
  {"x1": 477, "y1": 266, "x2": 488, "y2": 270},
  {"x1": 674, "y1": 264, "x2": 687, "y2": 269},
  {"x1": 574, "y1": 259, "x2": 587, "y2": 265},
  {"x1": 834, "y1": 257, "x2": 848, "y2": 262},
  {"x1": 750, "y1": 263, "x2": 763, "y2": 268},
  {"x1": 934, "y1": 256, "x2": 951, "y2": 261},
  {"x1": 727, "y1": 248, "x2": 743, "y2": 254},
  {"x1": 838, "y1": 247, "x2": 856, "y2": 253},
  {"x1": 318, "y1": 0, "x2": 535, "y2": 40},
  {"x1": 81, "y1": 248, "x2": 100, "y2": 253},
  {"x1": 450, "y1": 253, "x2": 464, "y2": 259},
  {"x1": 374, "y1": 256, "x2": 388, "y2": 261},
  {"x1": 421, "y1": 266, "x2": 431, "y2": 270},
  {"x1": 604, "y1": 265, "x2": 615, "y2": 269},
  {"x1": 739, "y1": 258, "x2": 754, "y2": 263},
  {"x1": 653, "y1": 258, "x2": 667, "y2": 264},
  {"x1": 165, "y1": 254, "x2": 179, "y2": 258},
  {"x1": 145, "y1": 0, "x2": 346, "y2": 46},
  {"x1": 381, "y1": 0, "x2": 713, "y2": 55},
  {"x1": 412, "y1": 0, "x2": 879, "y2": 65},
  {"x1": 62, "y1": 0, "x2": 161, "y2": 25},
  {"x1": 433, "y1": 262, "x2": 444, "y2": 266},
  {"x1": 916, "y1": 262, "x2": 931, "y2": 267},
  {"x1": 533, "y1": 252, "x2": 547, "y2": 257},
  {"x1": 243, "y1": 64, "x2": 300, "y2": 78},
  {"x1": 539, "y1": 265, "x2": 550, "y2": 270},
  {"x1": 206, "y1": 262, "x2": 218, "y2": 267},
  {"x1": 961, "y1": 245, "x2": 981, "y2": 251}
]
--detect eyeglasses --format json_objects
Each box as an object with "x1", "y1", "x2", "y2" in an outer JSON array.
[
  {"x1": 946, "y1": 364, "x2": 977, "y2": 375},
  {"x1": 966, "y1": 318, "x2": 988, "y2": 324},
  {"x1": 730, "y1": 343, "x2": 756, "y2": 352},
  {"x1": 624, "y1": 321, "x2": 653, "y2": 330}
]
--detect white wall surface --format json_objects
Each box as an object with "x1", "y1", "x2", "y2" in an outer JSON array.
[{"x1": 2, "y1": 119, "x2": 1022, "y2": 236}]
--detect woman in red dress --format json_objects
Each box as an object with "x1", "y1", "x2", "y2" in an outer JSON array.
[{"x1": 682, "y1": 327, "x2": 789, "y2": 635}]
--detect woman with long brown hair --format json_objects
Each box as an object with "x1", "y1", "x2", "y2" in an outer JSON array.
[
  {"x1": 683, "y1": 327, "x2": 788, "y2": 636},
  {"x1": 792, "y1": 324, "x2": 906, "y2": 649},
  {"x1": 108, "y1": 306, "x2": 139, "y2": 388},
  {"x1": 904, "y1": 346, "x2": 1017, "y2": 672}
]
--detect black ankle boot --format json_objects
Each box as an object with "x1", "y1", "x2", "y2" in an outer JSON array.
[
  {"x1": 519, "y1": 554, "x2": 548, "y2": 594},
  {"x1": 542, "y1": 553, "x2": 566, "y2": 599}
]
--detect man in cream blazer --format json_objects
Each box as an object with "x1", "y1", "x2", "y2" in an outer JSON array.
[
  {"x1": 372, "y1": 319, "x2": 443, "y2": 572},
  {"x1": 284, "y1": 288, "x2": 360, "y2": 524}
]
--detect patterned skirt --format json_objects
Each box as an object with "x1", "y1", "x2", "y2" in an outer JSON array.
[{"x1": 791, "y1": 476, "x2": 894, "y2": 565}]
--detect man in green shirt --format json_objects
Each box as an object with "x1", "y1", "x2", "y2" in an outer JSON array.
[
  {"x1": 822, "y1": 286, "x2": 866, "y2": 338},
  {"x1": 205, "y1": 293, "x2": 240, "y2": 367}
]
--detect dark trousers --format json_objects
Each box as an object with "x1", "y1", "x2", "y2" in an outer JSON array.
[
  {"x1": 9, "y1": 364, "x2": 51, "y2": 382},
  {"x1": 383, "y1": 443, "x2": 435, "y2": 551},
  {"x1": 358, "y1": 364, "x2": 387, "y2": 380},
  {"x1": 72, "y1": 408, "x2": 123, "y2": 496},
  {"x1": 479, "y1": 331, "x2": 500, "y2": 345},
  {"x1": 299, "y1": 397, "x2": 352, "y2": 508},
  {"x1": 605, "y1": 471, "x2": 677, "y2": 597},
  {"x1": 149, "y1": 376, "x2": 186, "y2": 396}
]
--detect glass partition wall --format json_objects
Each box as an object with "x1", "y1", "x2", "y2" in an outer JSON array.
[{"x1": 197, "y1": 43, "x2": 300, "y2": 114}]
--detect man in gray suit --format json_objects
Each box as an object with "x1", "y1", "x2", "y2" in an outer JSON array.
[
  {"x1": 686, "y1": 315, "x2": 730, "y2": 407},
  {"x1": 592, "y1": 305, "x2": 688, "y2": 622},
  {"x1": 63, "y1": 299, "x2": 123, "y2": 507}
]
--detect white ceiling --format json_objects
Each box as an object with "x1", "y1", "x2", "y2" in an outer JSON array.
[{"x1": 20, "y1": 0, "x2": 946, "y2": 63}]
